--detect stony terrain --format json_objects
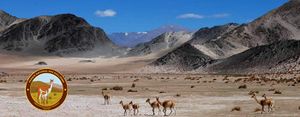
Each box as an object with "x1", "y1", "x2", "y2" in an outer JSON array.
[{"x1": 0, "y1": 73, "x2": 300, "y2": 116}]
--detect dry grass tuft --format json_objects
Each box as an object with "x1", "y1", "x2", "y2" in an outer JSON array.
[
  {"x1": 131, "y1": 83, "x2": 136, "y2": 88},
  {"x1": 175, "y1": 94, "x2": 181, "y2": 97},
  {"x1": 231, "y1": 106, "x2": 241, "y2": 112},
  {"x1": 128, "y1": 89, "x2": 138, "y2": 92},
  {"x1": 248, "y1": 90, "x2": 259, "y2": 95},
  {"x1": 238, "y1": 84, "x2": 247, "y2": 89},
  {"x1": 274, "y1": 90, "x2": 282, "y2": 94},
  {"x1": 111, "y1": 86, "x2": 123, "y2": 91}
]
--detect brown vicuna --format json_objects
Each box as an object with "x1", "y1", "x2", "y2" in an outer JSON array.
[
  {"x1": 262, "y1": 94, "x2": 275, "y2": 112},
  {"x1": 102, "y1": 90, "x2": 111, "y2": 105},
  {"x1": 129, "y1": 101, "x2": 139, "y2": 116},
  {"x1": 251, "y1": 94, "x2": 274, "y2": 114},
  {"x1": 156, "y1": 97, "x2": 176, "y2": 116},
  {"x1": 146, "y1": 98, "x2": 161, "y2": 115},
  {"x1": 120, "y1": 100, "x2": 132, "y2": 116}
]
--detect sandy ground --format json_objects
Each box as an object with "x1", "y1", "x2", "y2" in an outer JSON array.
[
  {"x1": 1, "y1": 73, "x2": 300, "y2": 117},
  {"x1": 0, "y1": 51, "x2": 160, "y2": 73}
]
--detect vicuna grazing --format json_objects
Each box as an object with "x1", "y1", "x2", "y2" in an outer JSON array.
[
  {"x1": 120, "y1": 100, "x2": 132, "y2": 116},
  {"x1": 251, "y1": 94, "x2": 274, "y2": 114},
  {"x1": 129, "y1": 101, "x2": 139, "y2": 116},
  {"x1": 146, "y1": 98, "x2": 161, "y2": 115},
  {"x1": 156, "y1": 97, "x2": 176, "y2": 116},
  {"x1": 102, "y1": 90, "x2": 111, "y2": 105},
  {"x1": 262, "y1": 94, "x2": 275, "y2": 112}
]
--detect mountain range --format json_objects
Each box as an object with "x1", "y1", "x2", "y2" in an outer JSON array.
[
  {"x1": 108, "y1": 25, "x2": 191, "y2": 47},
  {"x1": 146, "y1": 0, "x2": 300, "y2": 74},
  {"x1": 0, "y1": 0, "x2": 299, "y2": 74}
]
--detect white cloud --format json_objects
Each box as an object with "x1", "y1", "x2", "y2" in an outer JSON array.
[
  {"x1": 211, "y1": 13, "x2": 230, "y2": 18},
  {"x1": 177, "y1": 13, "x2": 204, "y2": 19},
  {"x1": 95, "y1": 9, "x2": 117, "y2": 17},
  {"x1": 177, "y1": 13, "x2": 230, "y2": 19}
]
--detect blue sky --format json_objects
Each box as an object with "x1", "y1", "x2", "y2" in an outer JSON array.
[
  {"x1": 0, "y1": 0, "x2": 288, "y2": 33},
  {"x1": 33, "y1": 73, "x2": 62, "y2": 85}
]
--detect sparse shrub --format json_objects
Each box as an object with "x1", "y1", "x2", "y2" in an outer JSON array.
[
  {"x1": 274, "y1": 90, "x2": 282, "y2": 94},
  {"x1": 67, "y1": 78, "x2": 72, "y2": 81},
  {"x1": 90, "y1": 79, "x2": 94, "y2": 82},
  {"x1": 268, "y1": 88, "x2": 275, "y2": 91},
  {"x1": 0, "y1": 80, "x2": 7, "y2": 83},
  {"x1": 18, "y1": 80, "x2": 23, "y2": 82},
  {"x1": 223, "y1": 76, "x2": 229, "y2": 81},
  {"x1": 131, "y1": 83, "x2": 136, "y2": 88},
  {"x1": 159, "y1": 91, "x2": 166, "y2": 93},
  {"x1": 79, "y1": 60, "x2": 95, "y2": 63},
  {"x1": 128, "y1": 89, "x2": 138, "y2": 92},
  {"x1": 53, "y1": 93, "x2": 57, "y2": 96},
  {"x1": 298, "y1": 106, "x2": 300, "y2": 110},
  {"x1": 248, "y1": 90, "x2": 259, "y2": 95},
  {"x1": 184, "y1": 77, "x2": 192, "y2": 80},
  {"x1": 102, "y1": 87, "x2": 109, "y2": 90},
  {"x1": 175, "y1": 94, "x2": 181, "y2": 97},
  {"x1": 234, "y1": 78, "x2": 242, "y2": 83},
  {"x1": 112, "y1": 86, "x2": 123, "y2": 91},
  {"x1": 191, "y1": 85, "x2": 195, "y2": 88},
  {"x1": 35, "y1": 61, "x2": 47, "y2": 65},
  {"x1": 238, "y1": 84, "x2": 247, "y2": 89},
  {"x1": 80, "y1": 77, "x2": 88, "y2": 80},
  {"x1": 133, "y1": 79, "x2": 139, "y2": 82},
  {"x1": 291, "y1": 84, "x2": 296, "y2": 86},
  {"x1": 231, "y1": 106, "x2": 241, "y2": 112}
]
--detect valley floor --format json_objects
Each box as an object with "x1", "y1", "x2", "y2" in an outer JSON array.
[{"x1": 0, "y1": 73, "x2": 300, "y2": 117}]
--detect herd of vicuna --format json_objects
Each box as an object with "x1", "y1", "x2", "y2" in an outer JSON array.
[
  {"x1": 102, "y1": 91, "x2": 176, "y2": 116},
  {"x1": 103, "y1": 90, "x2": 280, "y2": 116}
]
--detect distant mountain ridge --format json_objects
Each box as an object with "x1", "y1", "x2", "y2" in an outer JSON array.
[
  {"x1": 127, "y1": 31, "x2": 192, "y2": 56},
  {"x1": 109, "y1": 25, "x2": 192, "y2": 47}
]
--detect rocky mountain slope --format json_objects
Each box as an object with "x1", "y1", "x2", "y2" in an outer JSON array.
[
  {"x1": 198, "y1": 0, "x2": 300, "y2": 59},
  {"x1": 0, "y1": 11, "x2": 119, "y2": 57},
  {"x1": 126, "y1": 32, "x2": 192, "y2": 56},
  {"x1": 109, "y1": 25, "x2": 191, "y2": 47},
  {"x1": 207, "y1": 40, "x2": 300, "y2": 74},
  {"x1": 146, "y1": 0, "x2": 300, "y2": 73},
  {"x1": 0, "y1": 10, "x2": 18, "y2": 31},
  {"x1": 189, "y1": 23, "x2": 240, "y2": 59},
  {"x1": 140, "y1": 43, "x2": 214, "y2": 73}
]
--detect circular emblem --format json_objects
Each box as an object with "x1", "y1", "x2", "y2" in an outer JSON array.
[{"x1": 26, "y1": 68, "x2": 68, "y2": 110}]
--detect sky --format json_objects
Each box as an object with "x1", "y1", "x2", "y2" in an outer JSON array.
[
  {"x1": 0, "y1": 0, "x2": 288, "y2": 33},
  {"x1": 33, "y1": 73, "x2": 62, "y2": 85}
]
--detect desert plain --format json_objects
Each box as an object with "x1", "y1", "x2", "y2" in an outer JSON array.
[{"x1": 0, "y1": 70, "x2": 300, "y2": 117}]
